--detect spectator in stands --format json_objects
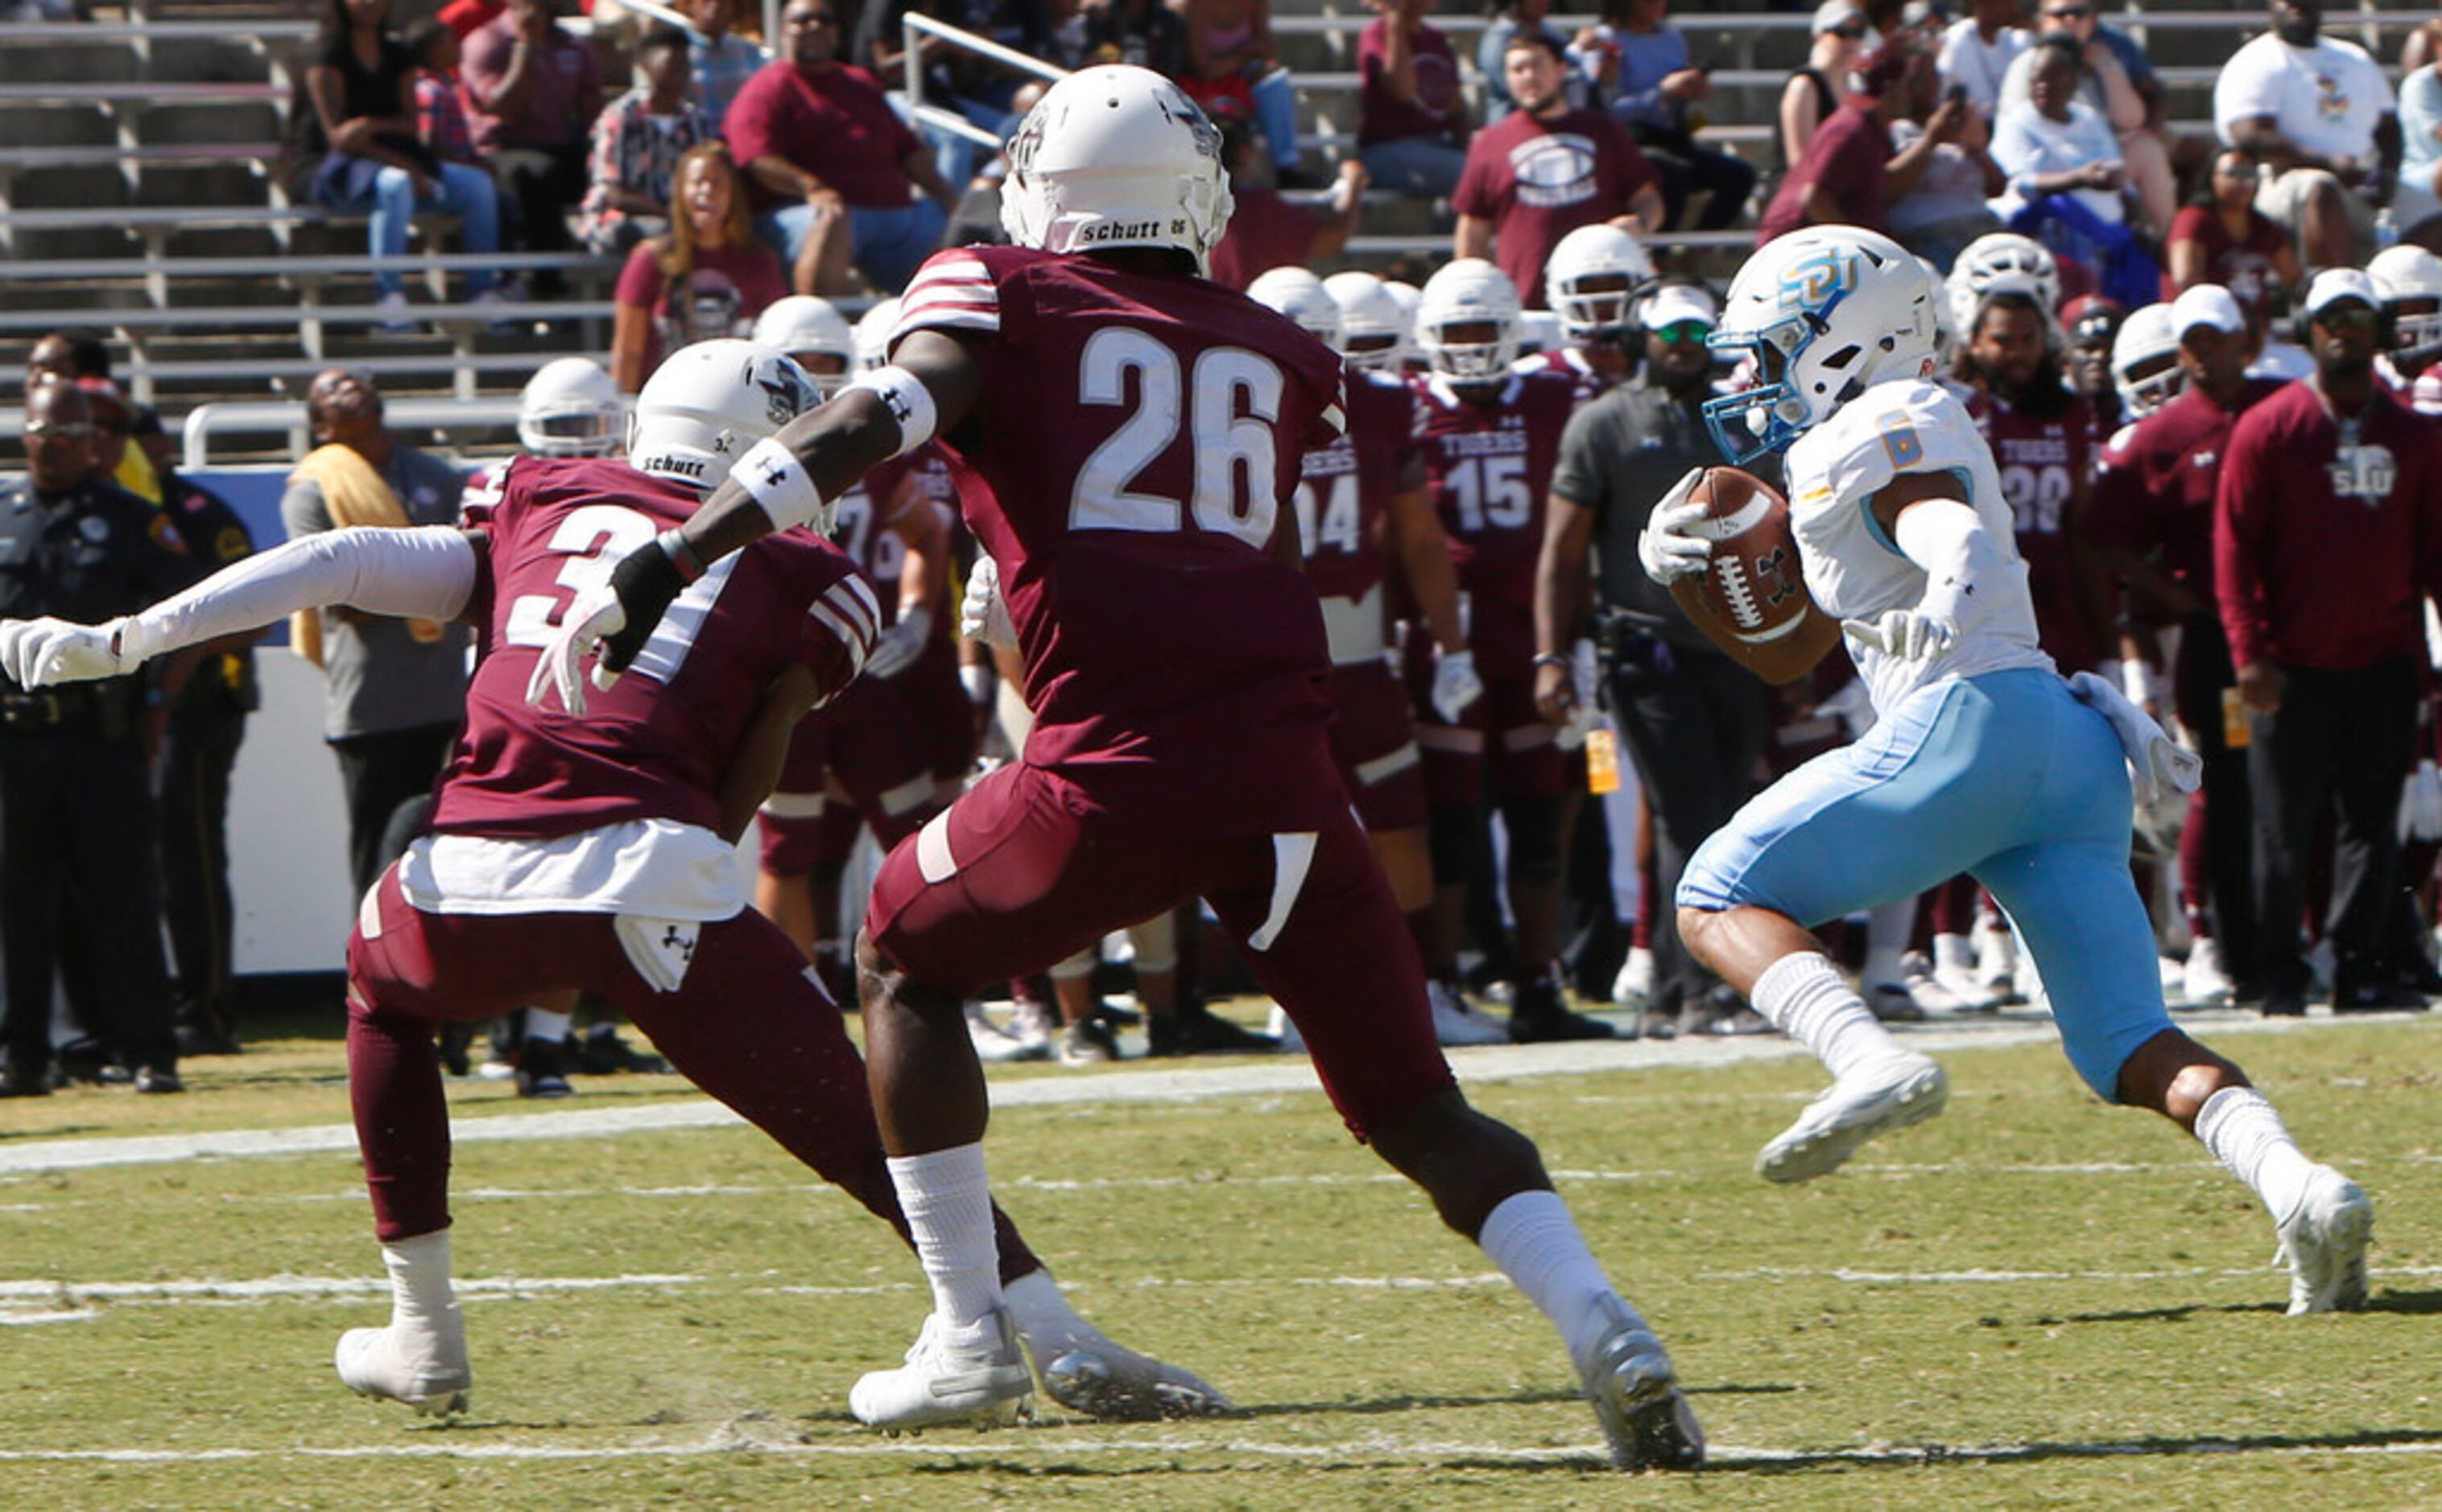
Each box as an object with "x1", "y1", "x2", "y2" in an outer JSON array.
[
  {"x1": 2386, "y1": 19, "x2": 2442, "y2": 253},
  {"x1": 1454, "y1": 33, "x2": 1661, "y2": 309},
  {"x1": 684, "y1": 0, "x2": 766, "y2": 126},
  {"x1": 406, "y1": 19, "x2": 529, "y2": 271},
  {"x1": 1936, "y1": 0, "x2": 2025, "y2": 123},
  {"x1": 1357, "y1": 0, "x2": 1472, "y2": 197},
  {"x1": 729, "y1": 0, "x2": 959, "y2": 294},
  {"x1": 1991, "y1": 35, "x2": 2131, "y2": 229},
  {"x1": 297, "y1": 0, "x2": 505, "y2": 331},
  {"x1": 2213, "y1": 1, "x2": 2399, "y2": 271},
  {"x1": 1208, "y1": 116, "x2": 1370, "y2": 291},
  {"x1": 1779, "y1": 2, "x2": 1866, "y2": 175},
  {"x1": 610, "y1": 143, "x2": 789, "y2": 390},
  {"x1": 440, "y1": 0, "x2": 506, "y2": 37},
  {"x1": 461, "y1": 0, "x2": 604, "y2": 297},
  {"x1": 278, "y1": 368, "x2": 471, "y2": 900},
  {"x1": 1481, "y1": 0, "x2": 1572, "y2": 123},
  {"x1": 1182, "y1": 0, "x2": 1305, "y2": 185},
  {"x1": 1586, "y1": 0, "x2": 1756, "y2": 233},
  {"x1": 1758, "y1": 45, "x2": 1962, "y2": 245},
  {"x1": 2164, "y1": 148, "x2": 2301, "y2": 322},
  {"x1": 580, "y1": 24, "x2": 716, "y2": 254},
  {"x1": 1078, "y1": 0, "x2": 1191, "y2": 77},
  {"x1": 1889, "y1": 42, "x2": 2003, "y2": 267},
  {"x1": 1996, "y1": 0, "x2": 2176, "y2": 254}
]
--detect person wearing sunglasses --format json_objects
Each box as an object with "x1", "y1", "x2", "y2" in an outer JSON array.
[
  {"x1": 1535, "y1": 279, "x2": 1775, "y2": 1039},
  {"x1": 2214, "y1": 0, "x2": 2403, "y2": 271},
  {"x1": 1994, "y1": 0, "x2": 2176, "y2": 242}
]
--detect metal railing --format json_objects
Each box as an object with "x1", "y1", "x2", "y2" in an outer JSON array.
[
  {"x1": 901, "y1": 13, "x2": 1067, "y2": 152},
  {"x1": 180, "y1": 398, "x2": 526, "y2": 473}
]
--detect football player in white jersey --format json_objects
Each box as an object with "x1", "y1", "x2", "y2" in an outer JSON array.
[{"x1": 1639, "y1": 225, "x2": 2374, "y2": 1316}]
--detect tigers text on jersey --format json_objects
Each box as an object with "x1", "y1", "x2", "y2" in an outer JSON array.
[
  {"x1": 1783, "y1": 378, "x2": 2052, "y2": 715},
  {"x1": 895, "y1": 244, "x2": 1353, "y2": 836},
  {"x1": 1963, "y1": 387, "x2": 2101, "y2": 671},
  {"x1": 1415, "y1": 367, "x2": 1578, "y2": 663},
  {"x1": 1299, "y1": 368, "x2": 1417, "y2": 663},
  {"x1": 439, "y1": 455, "x2": 877, "y2": 841}
]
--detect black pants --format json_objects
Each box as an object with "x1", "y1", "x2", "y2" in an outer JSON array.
[
  {"x1": 1635, "y1": 134, "x2": 1758, "y2": 232},
  {"x1": 492, "y1": 143, "x2": 587, "y2": 287},
  {"x1": 0, "y1": 733, "x2": 176, "y2": 1079},
  {"x1": 2173, "y1": 615, "x2": 2257, "y2": 987},
  {"x1": 332, "y1": 722, "x2": 458, "y2": 899},
  {"x1": 161, "y1": 710, "x2": 246, "y2": 1034},
  {"x1": 1608, "y1": 638, "x2": 1772, "y2": 1015},
  {"x1": 2249, "y1": 655, "x2": 2419, "y2": 989}
]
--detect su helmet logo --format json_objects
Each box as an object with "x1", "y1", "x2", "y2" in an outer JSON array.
[{"x1": 1775, "y1": 250, "x2": 1857, "y2": 312}]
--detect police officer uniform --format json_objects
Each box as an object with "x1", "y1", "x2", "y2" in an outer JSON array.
[{"x1": 0, "y1": 469, "x2": 197, "y2": 1093}]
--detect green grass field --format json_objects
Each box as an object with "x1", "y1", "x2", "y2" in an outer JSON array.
[{"x1": 2, "y1": 1007, "x2": 2436, "y2": 1510}]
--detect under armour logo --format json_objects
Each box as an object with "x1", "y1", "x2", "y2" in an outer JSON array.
[
  {"x1": 762, "y1": 457, "x2": 794, "y2": 488},
  {"x1": 660, "y1": 925, "x2": 696, "y2": 963},
  {"x1": 1755, "y1": 543, "x2": 1797, "y2": 606}
]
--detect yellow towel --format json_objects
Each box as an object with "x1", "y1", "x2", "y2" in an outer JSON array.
[
  {"x1": 285, "y1": 444, "x2": 445, "y2": 665},
  {"x1": 114, "y1": 444, "x2": 160, "y2": 504}
]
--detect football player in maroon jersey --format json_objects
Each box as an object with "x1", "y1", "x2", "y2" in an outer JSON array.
[
  {"x1": 535, "y1": 67, "x2": 1702, "y2": 1470},
  {"x1": 0, "y1": 339, "x2": 1223, "y2": 1427}
]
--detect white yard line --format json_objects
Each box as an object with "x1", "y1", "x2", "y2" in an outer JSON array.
[{"x1": 0, "y1": 1008, "x2": 2396, "y2": 1179}]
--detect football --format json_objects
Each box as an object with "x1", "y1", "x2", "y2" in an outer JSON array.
[{"x1": 1686, "y1": 466, "x2": 1807, "y2": 644}]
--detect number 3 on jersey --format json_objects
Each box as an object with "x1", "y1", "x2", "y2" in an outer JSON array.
[
  {"x1": 504, "y1": 504, "x2": 736, "y2": 682},
  {"x1": 1070, "y1": 326, "x2": 1285, "y2": 548}
]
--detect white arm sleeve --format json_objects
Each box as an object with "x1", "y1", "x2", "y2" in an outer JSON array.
[
  {"x1": 1890, "y1": 496, "x2": 2008, "y2": 627},
  {"x1": 119, "y1": 526, "x2": 479, "y2": 662}
]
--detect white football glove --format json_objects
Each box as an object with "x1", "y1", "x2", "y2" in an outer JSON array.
[
  {"x1": 865, "y1": 604, "x2": 933, "y2": 680},
  {"x1": 1431, "y1": 647, "x2": 1482, "y2": 723},
  {"x1": 523, "y1": 584, "x2": 627, "y2": 717},
  {"x1": 961, "y1": 556, "x2": 1017, "y2": 650},
  {"x1": 1636, "y1": 468, "x2": 1713, "y2": 586},
  {"x1": 2403, "y1": 758, "x2": 2442, "y2": 843},
  {"x1": 0, "y1": 615, "x2": 135, "y2": 688},
  {"x1": 2066, "y1": 670, "x2": 2203, "y2": 808},
  {"x1": 1842, "y1": 609, "x2": 1960, "y2": 663},
  {"x1": 1554, "y1": 638, "x2": 1602, "y2": 750}
]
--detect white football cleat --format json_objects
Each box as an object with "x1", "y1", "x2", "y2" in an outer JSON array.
[
  {"x1": 2183, "y1": 938, "x2": 2235, "y2": 1008},
  {"x1": 1035, "y1": 1342, "x2": 1234, "y2": 1421},
  {"x1": 966, "y1": 1002, "x2": 1050, "y2": 1064},
  {"x1": 1973, "y1": 918, "x2": 2018, "y2": 1002},
  {"x1": 1007, "y1": 998, "x2": 1058, "y2": 1051},
  {"x1": 2275, "y1": 1166, "x2": 2374, "y2": 1316},
  {"x1": 849, "y1": 1308, "x2": 1033, "y2": 1431},
  {"x1": 1756, "y1": 1054, "x2": 1948, "y2": 1184},
  {"x1": 1428, "y1": 978, "x2": 1509, "y2": 1047},
  {"x1": 1573, "y1": 1295, "x2": 1704, "y2": 1473},
  {"x1": 334, "y1": 1316, "x2": 470, "y2": 1416},
  {"x1": 1611, "y1": 947, "x2": 1655, "y2": 1007}
]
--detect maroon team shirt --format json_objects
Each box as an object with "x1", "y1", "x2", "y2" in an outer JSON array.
[
  {"x1": 893, "y1": 244, "x2": 1351, "y2": 835},
  {"x1": 436, "y1": 456, "x2": 876, "y2": 839},
  {"x1": 1208, "y1": 186, "x2": 1323, "y2": 293},
  {"x1": 613, "y1": 240, "x2": 789, "y2": 379},
  {"x1": 1452, "y1": 108, "x2": 1656, "y2": 312},
  {"x1": 1965, "y1": 388, "x2": 2102, "y2": 671},
  {"x1": 2217, "y1": 379, "x2": 2442, "y2": 671},
  {"x1": 2162, "y1": 206, "x2": 2289, "y2": 319},
  {"x1": 1297, "y1": 367, "x2": 1419, "y2": 607},
  {"x1": 1415, "y1": 367, "x2": 1577, "y2": 664},
  {"x1": 724, "y1": 60, "x2": 920, "y2": 213},
  {"x1": 1357, "y1": 18, "x2": 1462, "y2": 147},
  {"x1": 1515, "y1": 345, "x2": 1622, "y2": 408},
  {"x1": 2089, "y1": 378, "x2": 2287, "y2": 598},
  {"x1": 1757, "y1": 100, "x2": 1889, "y2": 245}
]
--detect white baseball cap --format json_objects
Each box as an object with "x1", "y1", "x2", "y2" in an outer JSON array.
[
  {"x1": 1638, "y1": 284, "x2": 1719, "y2": 332},
  {"x1": 2168, "y1": 284, "x2": 2244, "y2": 338},
  {"x1": 2304, "y1": 267, "x2": 2380, "y2": 320},
  {"x1": 1812, "y1": 0, "x2": 1866, "y2": 35}
]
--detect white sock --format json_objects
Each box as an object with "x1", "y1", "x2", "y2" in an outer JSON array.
[
  {"x1": 380, "y1": 1229, "x2": 458, "y2": 1336},
  {"x1": 523, "y1": 1006, "x2": 572, "y2": 1042},
  {"x1": 1933, "y1": 933, "x2": 1976, "y2": 975},
  {"x1": 2193, "y1": 1086, "x2": 2318, "y2": 1225},
  {"x1": 1477, "y1": 1189, "x2": 1629, "y2": 1366},
  {"x1": 1753, "y1": 952, "x2": 1911, "y2": 1083},
  {"x1": 1865, "y1": 899, "x2": 1916, "y2": 980},
  {"x1": 886, "y1": 1144, "x2": 1004, "y2": 1345},
  {"x1": 1002, "y1": 1269, "x2": 1099, "y2": 1357}
]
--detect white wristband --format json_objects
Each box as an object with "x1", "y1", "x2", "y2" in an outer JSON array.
[
  {"x1": 734, "y1": 437, "x2": 829, "y2": 533},
  {"x1": 845, "y1": 364, "x2": 940, "y2": 461}
]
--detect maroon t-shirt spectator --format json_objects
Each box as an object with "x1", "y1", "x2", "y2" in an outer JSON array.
[
  {"x1": 1209, "y1": 186, "x2": 1324, "y2": 292},
  {"x1": 1452, "y1": 107, "x2": 1657, "y2": 312},
  {"x1": 2162, "y1": 204, "x2": 2291, "y2": 319},
  {"x1": 2217, "y1": 379, "x2": 2442, "y2": 672},
  {"x1": 725, "y1": 60, "x2": 922, "y2": 214},
  {"x1": 1357, "y1": 17, "x2": 1463, "y2": 147},
  {"x1": 1755, "y1": 99, "x2": 1889, "y2": 245},
  {"x1": 460, "y1": 13, "x2": 601, "y2": 153},
  {"x1": 614, "y1": 240, "x2": 789, "y2": 378}
]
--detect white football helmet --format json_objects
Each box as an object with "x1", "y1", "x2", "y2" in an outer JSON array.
[
  {"x1": 627, "y1": 338, "x2": 824, "y2": 494},
  {"x1": 2111, "y1": 302, "x2": 2184, "y2": 419},
  {"x1": 854, "y1": 295, "x2": 902, "y2": 372},
  {"x1": 1703, "y1": 225, "x2": 1940, "y2": 464},
  {"x1": 750, "y1": 296, "x2": 859, "y2": 394},
  {"x1": 1518, "y1": 308, "x2": 1564, "y2": 358},
  {"x1": 2369, "y1": 244, "x2": 2442, "y2": 350},
  {"x1": 1246, "y1": 266, "x2": 1344, "y2": 348},
  {"x1": 1948, "y1": 233, "x2": 2061, "y2": 337},
  {"x1": 999, "y1": 64, "x2": 1233, "y2": 275},
  {"x1": 1323, "y1": 271, "x2": 1409, "y2": 370},
  {"x1": 518, "y1": 356, "x2": 627, "y2": 458},
  {"x1": 1416, "y1": 258, "x2": 1523, "y2": 382},
  {"x1": 1383, "y1": 281, "x2": 1423, "y2": 369},
  {"x1": 1544, "y1": 223, "x2": 1654, "y2": 343}
]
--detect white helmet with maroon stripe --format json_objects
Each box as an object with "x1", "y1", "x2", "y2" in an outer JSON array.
[{"x1": 1000, "y1": 64, "x2": 1233, "y2": 275}]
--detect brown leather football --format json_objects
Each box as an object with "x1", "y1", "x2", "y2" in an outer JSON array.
[{"x1": 1687, "y1": 467, "x2": 1807, "y2": 644}]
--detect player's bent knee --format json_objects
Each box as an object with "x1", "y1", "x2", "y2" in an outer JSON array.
[
  {"x1": 1369, "y1": 1089, "x2": 1552, "y2": 1238},
  {"x1": 1676, "y1": 904, "x2": 1725, "y2": 968}
]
